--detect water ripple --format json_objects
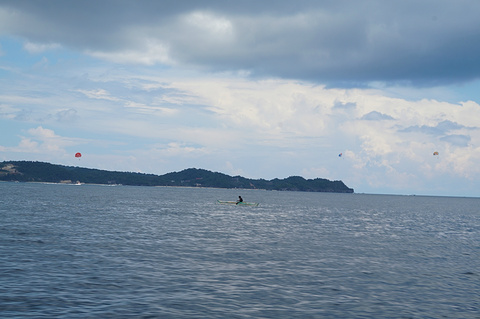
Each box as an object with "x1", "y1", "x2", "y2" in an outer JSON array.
[{"x1": 1, "y1": 183, "x2": 479, "y2": 318}]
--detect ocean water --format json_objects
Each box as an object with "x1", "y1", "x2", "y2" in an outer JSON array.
[{"x1": 0, "y1": 182, "x2": 479, "y2": 318}]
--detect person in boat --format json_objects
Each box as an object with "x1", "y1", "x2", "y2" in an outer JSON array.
[{"x1": 236, "y1": 196, "x2": 243, "y2": 204}]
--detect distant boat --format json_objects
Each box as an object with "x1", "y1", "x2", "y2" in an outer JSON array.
[{"x1": 216, "y1": 200, "x2": 259, "y2": 207}]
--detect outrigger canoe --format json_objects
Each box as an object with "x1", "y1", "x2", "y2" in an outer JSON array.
[{"x1": 217, "y1": 200, "x2": 259, "y2": 207}]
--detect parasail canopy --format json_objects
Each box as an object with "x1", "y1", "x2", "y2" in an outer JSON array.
[
  {"x1": 75, "y1": 152, "x2": 82, "y2": 158},
  {"x1": 433, "y1": 151, "x2": 439, "y2": 156}
]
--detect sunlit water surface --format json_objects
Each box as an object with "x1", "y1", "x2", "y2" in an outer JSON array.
[{"x1": 1, "y1": 182, "x2": 479, "y2": 318}]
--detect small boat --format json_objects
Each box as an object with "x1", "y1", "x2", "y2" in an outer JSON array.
[{"x1": 216, "y1": 200, "x2": 259, "y2": 207}]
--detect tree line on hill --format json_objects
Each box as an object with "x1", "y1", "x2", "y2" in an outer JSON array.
[{"x1": 0, "y1": 161, "x2": 354, "y2": 193}]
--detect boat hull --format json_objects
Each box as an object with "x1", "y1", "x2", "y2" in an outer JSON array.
[{"x1": 216, "y1": 200, "x2": 259, "y2": 207}]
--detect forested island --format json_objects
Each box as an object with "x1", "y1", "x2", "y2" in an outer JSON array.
[{"x1": 0, "y1": 161, "x2": 354, "y2": 193}]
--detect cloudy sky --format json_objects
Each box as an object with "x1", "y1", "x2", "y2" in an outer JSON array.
[{"x1": 1, "y1": 0, "x2": 480, "y2": 196}]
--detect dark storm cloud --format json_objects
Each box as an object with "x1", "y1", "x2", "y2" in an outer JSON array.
[{"x1": 1, "y1": 0, "x2": 480, "y2": 86}]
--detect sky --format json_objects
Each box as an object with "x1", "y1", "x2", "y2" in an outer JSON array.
[{"x1": 1, "y1": 0, "x2": 480, "y2": 197}]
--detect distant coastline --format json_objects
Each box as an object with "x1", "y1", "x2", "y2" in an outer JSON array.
[{"x1": 0, "y1": 161, "x2": 354, "y2": 193}]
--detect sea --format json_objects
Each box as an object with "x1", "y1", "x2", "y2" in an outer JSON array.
[{"x1": 0, "y1": 182, "x2": 479, "y2": 318}]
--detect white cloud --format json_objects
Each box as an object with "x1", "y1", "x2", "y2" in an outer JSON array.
[
  {"x1": 361, "y1": 111, "x2": 394, "y2": 121},
  {"x1": 77, "y1": 89, "x2": 121, "y2": 101},
  {"x1": 3, "y1": 127, "x2": 84, "y2": 157},
  {"x1": 26, "y1": 126, "x2": 78, "y2": 152},
  {"x1": 1, "y1": 20, "x2": 480, "y2": 196},
  {"x1": 123, "y1": 101, "x2": 178, "y2": 115},
  {"x1": 28, "y1": 126, "x2": 57, "y2": 139},
  {"x1": 16, "y1": 138, "x2": 39, "y2": 152},
  {"x1": 157, "y1": 142, "x2": 209, "y2": 157},
  {"x1": 23, "y1": 42, "x2": 61, "y2": 54},
  {"x1": 54, "y1": 108, "x2": 78, "y2": 122},
  {"x1": 0, "y1": 103, "x2": 20, "y2": 119},
  {"x1": 86, "y1": 38, "x2": 172, "y2": 65},
  {"x1": 440, "y1": 134, "x2": 470, "y2": 147},
  {"x1": 183, "y1": 11, "x2": 233, "y2": 37}
]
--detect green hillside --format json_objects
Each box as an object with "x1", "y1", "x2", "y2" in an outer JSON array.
[{"x1": 0, "y1": 161, "x2": 354, "y2": 193}]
